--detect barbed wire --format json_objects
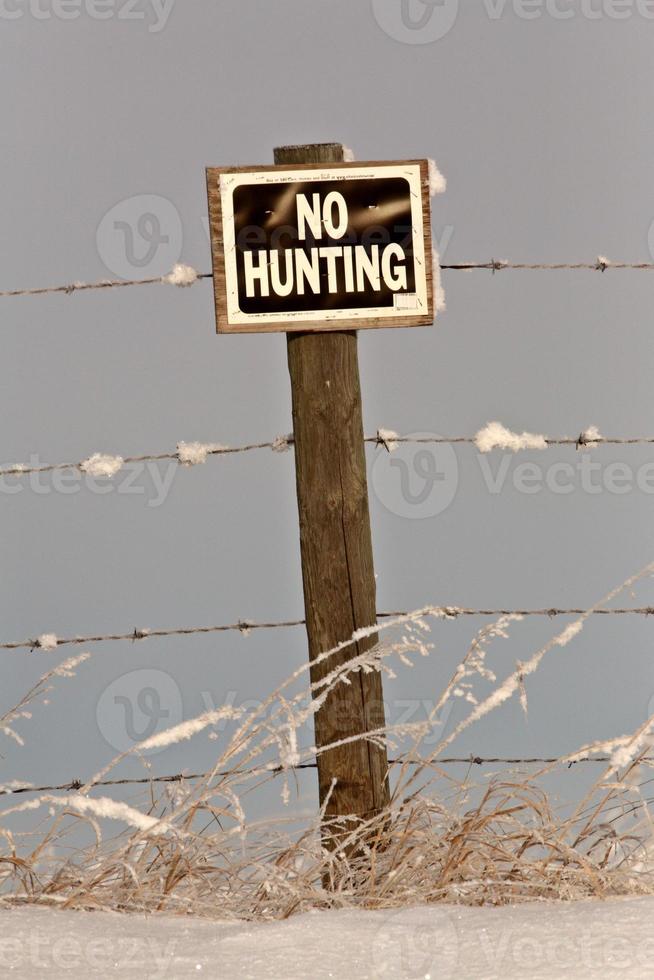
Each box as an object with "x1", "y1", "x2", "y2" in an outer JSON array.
[
  {"x1": 2, "y1": 619, "x2": 306, "y2": 651},
  {"x1": 441, "y1": 259, "x2": 654, "y2": 272},
  {"x1": 2, "y1": 753, "x2": 647, "y2": 798},
  {"x1": 5, "y1": 606, "x2": 654, "y2": 653},
  {"x1": 1, "y1": 257, "x2": 654, "y2": 301},
  {"x1": 369, "y1": 434, "x2": 654, "y2": 449},
  {"x1": 0, "y1": 270, "x2": 212, "y2": 299},
  {"x1": 0, "y1": 439, "x2": 288, "y2": 478},
  {"x1": 3, "y1": 429, "x2": 654, "y2": 479}
]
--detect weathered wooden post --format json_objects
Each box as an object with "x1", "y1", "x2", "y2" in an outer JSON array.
[
  {"x1": 206, "y1": 145, "x2": 433, "y2": 830},
  {"x1": 275, "y1": 143, "x2": 390, "y2": 825}
]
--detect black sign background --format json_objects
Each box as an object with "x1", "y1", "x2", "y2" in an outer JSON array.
[{"x1": 232, "y1": 177, "x2": 415, "y2": 315}]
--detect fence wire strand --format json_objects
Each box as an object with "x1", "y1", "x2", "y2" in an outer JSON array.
[
  {"x1": 4, "y1": 431, "x2": 654, "y2": 479},
  {"x1": 4, "y1": 607, "x2": 654, "y2": 653},
  {"x1": 3, "y1": 255, "x2": 654, "y2": 806},
  {"x1": 3, "y1": 754, "x2": 646, "y2": 798},
  {"x1": 2, "y1": 258, "x2": 654, "y2": 300}
]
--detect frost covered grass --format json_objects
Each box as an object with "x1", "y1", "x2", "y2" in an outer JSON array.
[{"x1": 1, "y1": 567, "x2": 654, "y2": 920}]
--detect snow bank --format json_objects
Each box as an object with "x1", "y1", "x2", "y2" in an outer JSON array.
[{"x1": 2, "y1": 896, "x2": 654, "y2": 979}]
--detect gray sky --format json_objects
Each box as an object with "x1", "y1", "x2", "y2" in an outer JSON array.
[{"x1": 1, "y1": 1, "x2": 653, "y2": 818}]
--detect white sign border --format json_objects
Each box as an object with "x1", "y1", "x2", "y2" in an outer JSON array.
[{"x1": 218, "y1": 164, "x2": 428, "y2": 327}]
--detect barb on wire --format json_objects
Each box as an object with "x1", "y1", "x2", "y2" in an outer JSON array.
[
  {"x1": 4, "y1": 753, "x2": 650, "y2": 798},
  {"x1": 4, "y1": 606, "x2": 654, "y2": 653},
  {"x1": 2, "y1": 257, "x2": 654, "y2": 300},
  {"x1": 4, "y1": 428, "x2": 654, "y2": 479}
]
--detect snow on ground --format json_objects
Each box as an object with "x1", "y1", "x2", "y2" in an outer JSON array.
[{"x1": 1, "y1": 896, "x2": 654, "y2": 979}]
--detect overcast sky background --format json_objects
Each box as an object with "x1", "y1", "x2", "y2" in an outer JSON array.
[{"x1": 1, "y1": 1, "x2": 653, "y2": 822}]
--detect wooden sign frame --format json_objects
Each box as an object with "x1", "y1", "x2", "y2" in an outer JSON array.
[{"x1": 206, "y1": 160, "x2": 433, "y2": 334}]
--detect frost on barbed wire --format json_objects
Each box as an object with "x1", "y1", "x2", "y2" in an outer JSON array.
[
  {"x1": 177, "y1": 441, "x2": 228, "y2": 466},
  {"x1": 80, "y1": 453, "x2": 124, "y2": 478},
  {"x1": 162, "y1": 264, "x2": 199, "y2": 288},
  {"x1": 271, "y1": 434, "x2": 293, "y2": 453},
  {"x1": 580, "y1": 425, "x2": 603, "y2": 448},
  {"x1": 376, "y1": 428, "x2": 399, "y2": 453},
  {"x1": 37, "y1": 633, "x2": 58, "y2": 651},
  {"x1": 475, "y1": 421, "x2": 548, "y2": 453},
  {"x1": 0, "y1": 780, "x2": 33, "y2": 796}
]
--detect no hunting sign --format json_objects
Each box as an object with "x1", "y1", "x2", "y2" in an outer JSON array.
[{"x1": 206, "y1": 161, "x2": 433, "y2": 333}]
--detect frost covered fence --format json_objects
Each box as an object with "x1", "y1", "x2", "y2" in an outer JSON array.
[
  {"x1": 0, "y1": 264, "x2": 209, "y2": 298},
  {"x1": 3, "y1": 159, "x2": 654, "y2": 915},
  {"x1": 4, "y1": 605, "x2": 654, "y2": 653},
  {"x1": 0, "y1": 437, "x2": 297, "y2": 478},
  {"x1": 2, "y1": 256, "x2": 654, "y2": 299},
  {"x1": 4, "y1": 425, "x2": 654, "y2": 478},
  {"x1": 4, "y1": 752, "x2": 649, "y2": 799},
  {"x1": 441, "y1": 258, "x2": 654, "y2": 271}
]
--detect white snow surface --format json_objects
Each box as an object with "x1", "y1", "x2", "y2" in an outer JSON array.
[{"x1": 2, "y1": 896, "x2": 654, "y2": 979}]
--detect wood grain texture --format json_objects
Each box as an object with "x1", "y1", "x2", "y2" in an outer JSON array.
[
  {"x1": 277, "y1": 143, "x2": 391, "y2": 826},
  {"x1": 206, "y1": 157, "x2": 433, "y2": 334}
]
